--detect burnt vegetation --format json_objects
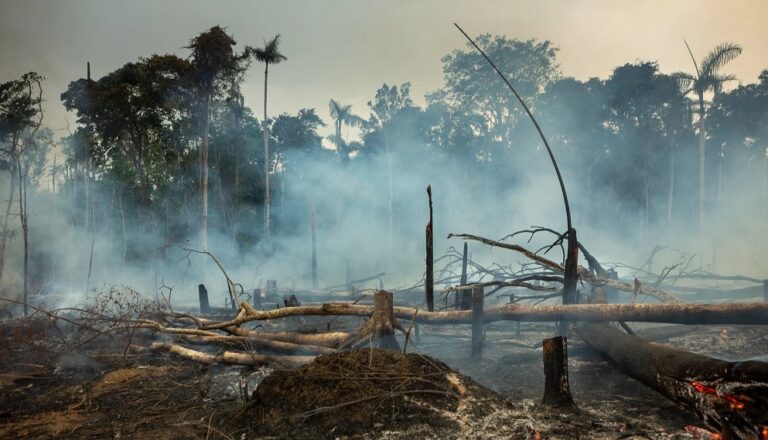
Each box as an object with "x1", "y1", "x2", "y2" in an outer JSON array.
[{"x1": 1, "y1": 22, "x2": 768, "y2": 440}]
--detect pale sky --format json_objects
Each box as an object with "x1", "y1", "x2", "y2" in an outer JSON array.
[{"x1": 2, "y1": 0, "x2": 767, "y2": 144}]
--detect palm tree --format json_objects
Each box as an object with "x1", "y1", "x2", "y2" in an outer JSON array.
[
  {"x1": 674, "y1": 41, "x2": 742, "y2": 231},
  {"x1": 253, "y1": 34, "x2": 287, "y2": 239},
  {"x1": 328, "y1": 99, "x2": 365, "y2": 162}
]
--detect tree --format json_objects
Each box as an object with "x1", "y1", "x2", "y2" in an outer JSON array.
[
  {"x1": 673, "y1": 41, "x2": 742, "y2": 230},
  {"x1": 366, "y1": 83, "x2": 415, "y2": 246},
  {"x1": 428, "y1": 34, "x2": 559, "y2": 163},
  {"x1": 0, "y1": 72, "x2": 44, "y2": 315},
  {"x1": 328, "y1": 99, "x2": 365, "y2": 162},
  {"x1": 252, "y1": 34, "x2": 287, "y2": 239},
  {"x1": 187, "y1": 26, "x2": 251, "y2": 250}
]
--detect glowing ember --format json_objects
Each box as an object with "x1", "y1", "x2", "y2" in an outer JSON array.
[
  {"x1": 684, "y1": 425, "x2": 721, "y2": 439},
  {"x1": 688, "y1": 380, "x2": 746, "y2": 410}
]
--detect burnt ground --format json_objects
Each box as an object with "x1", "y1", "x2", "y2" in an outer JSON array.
[{"x1": 0, "y1": 311, "x2": 766, "y2": 439}]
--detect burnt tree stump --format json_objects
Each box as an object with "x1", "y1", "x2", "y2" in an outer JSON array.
[
  {"x1": 541, "y1": 336, "x2": 574, "y2": 407},
  {"x1": 471, "y1": 286, "x2": 484, "y2": 358},
  {"x1": 372, "y1": 290, "x2": 400, "y2": 350},
  {"x1": 198, "y1": 284, "x2": 210, "y2": 314}
]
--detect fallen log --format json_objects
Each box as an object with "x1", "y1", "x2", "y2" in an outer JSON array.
[
  {"x1": 390, "y1": 303, "x2": 768, "y2": 326},
  {"x1": 131, "y1": 342, "x2": 315, "y2": 368},
  {"x1": 199, "y1": 302, "x2": 768, "y2": 327},
  {"x1": 576, "y1": 322, "x2": 768, "y2": 438},
  {"x1": 179, "y1": 335, "x2": 337, "y2": 355}
]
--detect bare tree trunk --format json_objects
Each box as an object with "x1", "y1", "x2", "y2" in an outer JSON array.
[
  {"x1": 263, "y1": 63, "x2": 270, "y2": 239},
  {"x1": 697, "y1": 94, "x2": 706, "y2": 232},
  {"x1": 201, "y1": 94, "x2": 210, "y2": 251},
  {"x1": 425, "y1": 185, "x2": 434, "y2": 312},
  {"x1": 0, "y1": 153, "x2": 17, "y2": 287},
  {"x1": 384, "y1": 130, "x2": 394, "y2": 249},
  {"x1": 667, "y1": 146, "x2": 674, "y2": 224}
]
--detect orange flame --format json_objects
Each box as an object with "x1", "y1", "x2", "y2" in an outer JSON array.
[{"x1": 688, "y1": 381, "x2": 745, "y2": 410}]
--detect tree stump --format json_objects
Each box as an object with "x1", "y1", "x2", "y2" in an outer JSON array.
[
  {"x1": 471, "y1": 287, "x2": 484, "y2": 358},
  {"x1": 541, "y1": 336, "x2": 574, "y2": 407},
  {"x1": 198, "y1": 284, "x2": 210, "y2": 314},
  {"x1": 372, "y1": 290, "x2": 400, "y2": 350},
  {"x1": 253, "y1": 288, "x2": 262, "y2": 309}
]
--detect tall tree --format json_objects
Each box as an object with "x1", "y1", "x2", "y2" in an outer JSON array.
[
  {"x1": 0, "y1": 72, "x2": 44, "y2": 315},
  {"x1": 252, "y1": 34, "x2": 287, "y2": 239},
  {"x1": 673, "y1": 41, "x2": 742, "y2": 230},
  {"x1": 367, "y1": 83, "x2": 415, "y2": 246},
  {"x1": 187, "y1": 26, "x2": 251, "y2": 250},
  {"x1": 328, "y1": 99, "x2": 365, "y2": 162}
]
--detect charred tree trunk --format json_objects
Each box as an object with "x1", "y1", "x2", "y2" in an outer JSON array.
[
  {"x1": 577, "y1": 322, "x2": 768, "y2": 438},
  {"x1": 311, "y1": 207, "x2": 318, "y2": 289},
  {"x1": 198, "y1": 284, "x2": 210, "y2": 314},
  {"x1": 425, "y1": 185, "x2": 434, "y2": 312},
  {"x1": 560, "y1": 228, "x2": 579, "y2": 336},
  {"x1": 471, "y1": 286, "x2": 484, "y2": 358},
  {"x1": 459, "y1": 242, "x2": 471, "y2": 310},
  {"x1": 541, "y1": 336, "x2": 574, "y2": 407}
]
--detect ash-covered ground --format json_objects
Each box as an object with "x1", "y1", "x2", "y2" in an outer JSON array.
[{"x1": 1, "y1": 308, "x2": 766, "y2": 439}]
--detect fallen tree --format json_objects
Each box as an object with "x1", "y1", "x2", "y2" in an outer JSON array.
[
  {"x1": 205, "y1": 301, "x2": 768, "y2": 327},
  {"x1": 130, "y1": 342, "x2": 315, "y2": 368},
  {"x1": 577, "y1": 322, "x2": 768, "y2": 438}
]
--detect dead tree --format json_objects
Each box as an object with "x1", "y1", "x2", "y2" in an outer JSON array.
[
  {"x1": 458, "y1": 242, "x2": 471, "y2": 310},
  {"x1": 541, "y1": 336, "x2": 574, "y2": 407},
  {"x1": 577, "y1": 322, "x2": 768, "y2": 438},
  {"x1": 198, "y1": 284, "x2": 210, "y2": 314},
  {"x1": 426, "y1": 185, "x2": 434, "y2": 312},
  {"x1": 471, "y1": 286, "x2": 484, "y2": 358}
]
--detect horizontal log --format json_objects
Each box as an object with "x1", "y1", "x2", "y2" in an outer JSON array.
[
  {"x1": 131, "y1": 342, "x2": 314, "y2": 368},
  {"x1": 391, "y1": 303, "x2": 768, "y2": 325},
  {"x1": 200, "y1": 302, "x2": 768, "y2": 327},
  {"x1": 577, "y1": 322, "x2": 768, "y2": 437},
  {"x1": 179, "y1": 335, "x2": 337, "y2": 354}
]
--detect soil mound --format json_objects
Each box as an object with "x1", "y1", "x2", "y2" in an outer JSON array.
[{"x1": 246, "y1": 348, "x2": 505, "y2": 438}]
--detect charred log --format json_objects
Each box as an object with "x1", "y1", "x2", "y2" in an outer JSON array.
[{"x1": 577, "y1": 322, "x2": 768, "y2": 438}]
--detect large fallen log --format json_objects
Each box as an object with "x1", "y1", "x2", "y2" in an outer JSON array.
[
  {"x1": 204, "y1": 301, "x2": 768, "y2": 327},
  {"x1": 392, "y1": 303, "x2": 768, "y2": 325},
  {"x1": 576, "y1": 322, "x2": 768, "y2": 438}
]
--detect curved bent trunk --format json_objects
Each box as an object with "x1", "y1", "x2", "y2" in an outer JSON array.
[{"x1": 697, "y1": 93, "x2": 706, "y2": 232}]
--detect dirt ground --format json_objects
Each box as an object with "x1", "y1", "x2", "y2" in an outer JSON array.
[{"x1": 1, "y1": 311, "x2": 766, "y2": 439}]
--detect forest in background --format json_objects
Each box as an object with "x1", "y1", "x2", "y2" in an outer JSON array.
[{"x1": 1, "y1": 26, "x2": 767, "y2": 307}]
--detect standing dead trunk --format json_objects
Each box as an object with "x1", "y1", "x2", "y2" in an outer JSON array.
[
  {"x1": 458, "y1": 242, "x2": 471, "y2": 310},
  {"x1": 560, "y1": 228, "x2": 579, "y2": 336},
  {"x1": 471, "y1": 286, "x2": 484, "y2": 358},
  {"x1": 425, "y1": 185, "x2": 434, "y2": 312},
  {"x1": 311, "y1": 206, "x2": 318, "y2": 289},
  {"x1": 541, "y1": 336, "x2": 574, "y2": 407}
]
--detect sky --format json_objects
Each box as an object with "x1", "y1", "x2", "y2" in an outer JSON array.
[{"x1": 2, "y1": 0, "x2": 768, "y2": 145}]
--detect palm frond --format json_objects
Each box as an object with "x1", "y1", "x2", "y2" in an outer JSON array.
[
  {"x1": 683, "y1": 39, "x2": 700, "y2": 78},
  {"x1": 328, "y1": 99, "x2": 342, "y2": 119},
  {"x1": 700, "y1": 42, "x2": 742, "y2": 76},
  {"x1": 253, "y1": 34, "x2": 287, "y2": 64},
  {"x1": 670, "y1": 71, "x2": 696, "y2": 92}
]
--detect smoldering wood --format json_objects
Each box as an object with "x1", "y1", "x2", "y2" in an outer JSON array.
[
  {"x1": 577, "y1": 322, "x2": 768, "y2": 437},
  {"x1": 471, "y1": 286, "x2": 483, "y2": 358},
  {"x1": 541, "y1": 336, "x2": 574, "y2": 407}
]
